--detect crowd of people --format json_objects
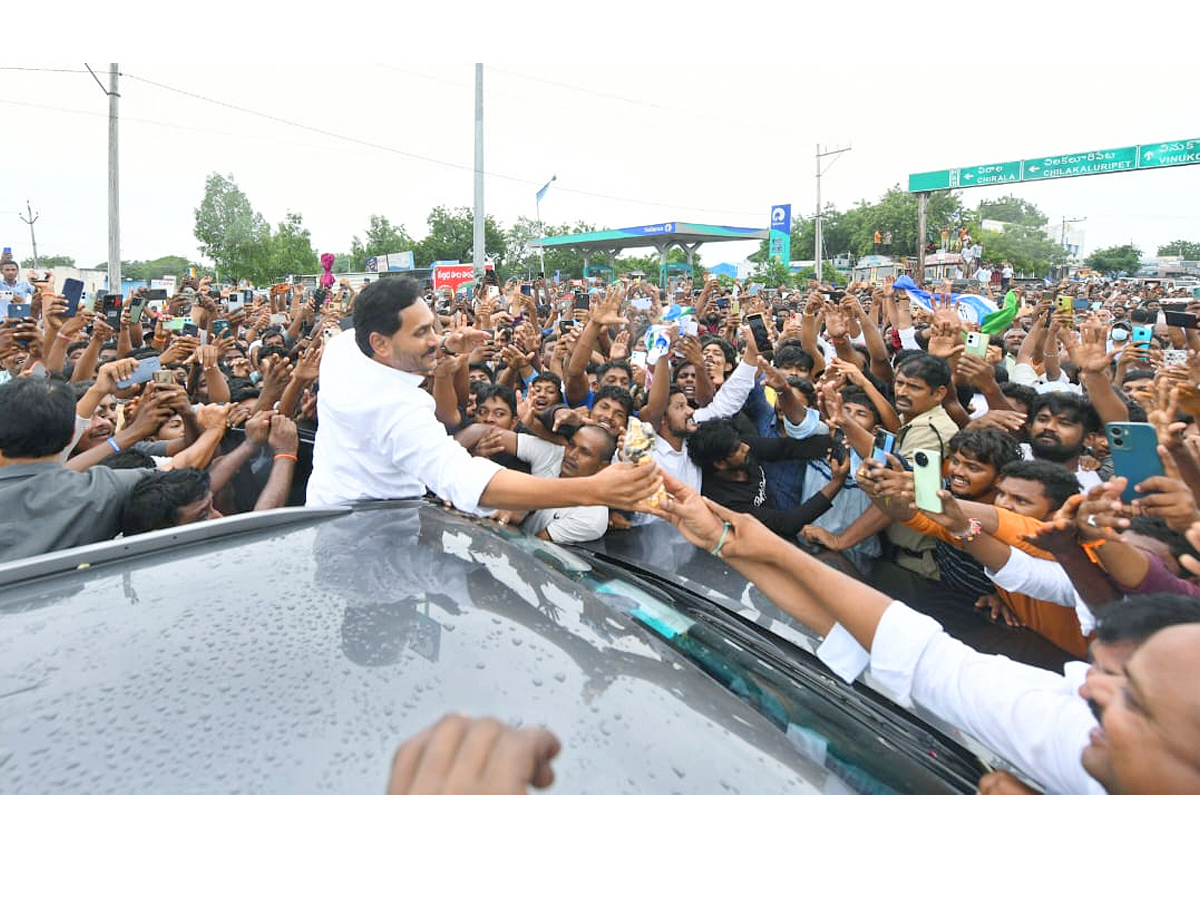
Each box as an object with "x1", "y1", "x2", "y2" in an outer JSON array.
[{"x1": 4, "y1": 245, "x2": 1200, "y2": 794}]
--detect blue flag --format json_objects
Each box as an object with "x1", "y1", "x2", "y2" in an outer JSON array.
[{"x1": 536, "y1": 175, "x2": 556, "y2": 204}]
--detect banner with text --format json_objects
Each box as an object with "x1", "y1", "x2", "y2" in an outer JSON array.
[{"x1": 769, "y1": 204, "x2": 792, "y2": 264}]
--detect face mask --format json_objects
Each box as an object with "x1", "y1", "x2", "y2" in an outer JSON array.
[{"x1": 1111, "y1": 328, "x2": 1129, "y2": 342}]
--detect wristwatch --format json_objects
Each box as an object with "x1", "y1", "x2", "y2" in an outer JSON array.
[{"x1": 439, "y1": 335, "x2": 457, "y2": 356}]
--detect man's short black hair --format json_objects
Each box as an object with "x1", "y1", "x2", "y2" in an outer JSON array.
[
  {"x1": 476, "y1": 382, "x2": 517, "y2": 416},
  {"x1": 896, "y1": 352, "x2": 952, "y2": 391},
  {"x1": 530, "y1": 371, "x2": 562, "y2": 398},
  {"x1": 467, "y1": 362, "x2": 495, "y2": 383},
  {"x1": 99, "y1": 448, "x2": 157, "y2": 470},
  {"x1": 948, "y1": 427, "x2": 1023, "y2": 471},
  {"x1": 353, "y1": 276, "x2": 423, "y2": 357},
  {"x1": 840, "y1": 386, "x2": 882, "y2": 427},
  {"x1": 786, "y1": 377, "x2": 817, "y2": 407},
  {"x1": 687, "y1": 418, "x2": 743, "y2": 471},
  {"x1": 121, "y1": 468, "x2": 211, "y2": 535},
  {"x1": 774, "y1": 346, "x2": 815, "y2": 373},
  {"x1": 997, "y1": 459, "x2": 1081, "y2": 511},
  {"x1": 1000, "y1": 381, "x2": 1036, "y2": 411},
  {"x1": 0, "y1": 378, "x2": 76, "y2": 458},
  {"x1": 574, "y1": 423, "x2": 618, "y2": 462},
  {"x1": 597, "y1": 360, "x2": 633, "y2": 384},
  {"x1": 1094, "y1": 593, "x2": 1200, "y2": 645},
  {"x1": 1030, "y1": 391, "x2": 1102, "y2": 435},
  {"x1": 1121, "y1": 368, "x2": 1156, "y2": 385},
  {"x1": 593, "y1": 383, "x2": 633, "y2": 414}
]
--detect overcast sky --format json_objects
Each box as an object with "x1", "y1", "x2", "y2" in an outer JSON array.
[{"x1": 6, "y1": 11, "x2": 1199, "y2": 273}]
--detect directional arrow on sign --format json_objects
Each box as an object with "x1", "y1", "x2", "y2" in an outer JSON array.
[
  {"x1": 963, "y1": 172, "x2": 975, "y2": 180},
  {"x1": 1144, "y1": 150, "x2": 1155, "y2": 160},
  {"x1": 1027, "y1": 164, "x2": 1040, "y2": 173}
]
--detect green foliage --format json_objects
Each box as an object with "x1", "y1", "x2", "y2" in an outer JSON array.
[
  {"x1": 750, "y1": 257, "x2": 797, "y2": 289},
  {"x1": 264, "y1": 211, "x2": 319, "y2": 282},
  {"x1": 20, "y1": 254, "x2": 74, "y2": 268},
  {"x1": 974, "y1": 225, "x2": 1066, "y2": 277},
  {"x1": 977, "y1": 195, "x2": 1049, "y2": 227},
  {"x1": 348, "y1": 214, "x2": 414, "y2": 270},
  {"x1": 1157, "y1": 239, "x2": 1200, "y2": 259},
  {"x1": 93, "y1": 255, "x2": 197, "y2": 280},
  {"x1": 1086, "y1": 244, "x2": 1142, "y2": 276},
  {"x1": 193, "y1": 173, "x2": 270, "y2": 283},
  {"x1": 414, "y1": 206, "x2": 507, "y2": 273}
]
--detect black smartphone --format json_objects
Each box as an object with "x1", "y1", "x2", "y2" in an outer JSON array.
[
  {"x1": 181, "y1": 322, "x2": 200, "y2": 338},
  {"x1": 143, "y1": 288, "x2": 168, "y2": 302},
  {"x1": 520, "y1": 283, "x2": 533, "y2": 297},
  {"x1": 573, "y1": 295, "x2": 590, "y2": 311},
  {"x1": 211, "y1": 319, "x2": 230, "y2": 335},
  {"x1": 746, "y1": 312, "x2": 771, "y2": 351},
  {"x1": 126, "y1": 294, "x2": 150, "y2": 324},
  {"x1": 62, "y1": 278, "x2": 85, "y2": 317},
  {"x1": 1164, "y1": 310, "x2": 1199, "y2": 329},
  {"x1": 7, "y1": 303, "x2": 32, "y2": 320}
]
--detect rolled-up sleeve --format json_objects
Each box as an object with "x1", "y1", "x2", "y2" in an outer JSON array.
[{"x1": 387, "y1": 412, "x2": 502, "y2": 515}]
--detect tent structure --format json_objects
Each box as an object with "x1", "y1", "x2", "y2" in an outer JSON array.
[{"x1": 531, "y1": 222, "x2": 767, "y2": 286}]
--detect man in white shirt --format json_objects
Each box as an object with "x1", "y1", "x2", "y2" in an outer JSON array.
[
  {"x1": 650, "y1": 472, "x2": 1200, "y2": 794},
  {"x1": 307, "y1": 277, "x2": 660, "y2": 514}
]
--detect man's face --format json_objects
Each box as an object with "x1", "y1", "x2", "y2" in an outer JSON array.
[
  {"x1": 946, "y1": 449, "x2": 998, "y2": 501},
  {"x1": 468, "y1": 368, "x2": 492, "y2": 388},
  {"x1": 600, "y1": 367, "x2": 630, "y2": 390},
  {"x1": 157, "y1": 413, "x2": 186, "y2": 441},
  {"x1": 702, "y1": 345, "x2": 728, "y2": 383},
  {"x1": 664, "y1": 392, "x2": 696, "y2": 439},
  {"x1": 528, "y1": 379, "x2": 560, "y2": 413},
  {"x1": 590, "y1": 397, "x2": 628, "y2": 436},
  {"x1": 264, "y1": 334, "x2": 287, "y2": 349},
  {"x1": 674, "y1": 363, "x2": 697, "y2": 400},
  {"x1": 79, "y1": 394, "x2": 119, "y2": 450},
  {"x1": 99, "y1": 349, "x2": 119, "y2": 365},
  {"x1": 893, "y1": 371, "x2": 943, "y2": 418},
  {"x1": 476, "y1": 396, "x2": 515, "y2": 431},
  {"x1": 1079, "y1": 626, "x2": 1200, "y2": 794},
  {"x1": 1004, "y1": 329, "x2": 1027, "y2": 355},
  {"x1": 175, "y1": 490, "x2": 223, "y2": 527},
  {"x1": 1123, "y1": 376, "x2": 1153, "y2": 394},
  {"x1": 778, "y1": 365, "x2": 811, "y2": 381},
  {"x1": 374, "y1": 301, "x2": 439, "y2": 374},
  {"x1": 1, "y1": 263, "x2": 17, "y2": 284},
  {"x1": 993, "y1": 475, "x2": 1056, "y2": 521},
  {"x1": 718, "y1": 441, "x2": 752, "y2": 475},
  {"x1": 560, "y1": 427, "x2": 610, "y2": 478},
  {"x1": 843, "y1": 401, "x2": 878, "y2": 434},
  {"x1": 1030, "y1": 407, "x2": 1087, "y2": 463}
]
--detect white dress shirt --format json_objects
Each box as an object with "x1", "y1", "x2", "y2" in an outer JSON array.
[
  {"x1": 986, "y1": 546, "x2": 1097, "y2": 636},
  {"x1": 306, "y1": 329, "x2": 501, "y2": 511},
  {"x1": 864, "y1": 602, "x2": 1105, "y2": 794}
]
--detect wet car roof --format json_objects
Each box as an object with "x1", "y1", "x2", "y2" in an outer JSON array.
[{"x1": 0, "y1": 502, "x2": 991, "y2": 794}]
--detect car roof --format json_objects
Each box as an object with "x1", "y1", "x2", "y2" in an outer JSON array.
[{"x1": 0, "y1": 502, "x2": 849, "y2": 794}]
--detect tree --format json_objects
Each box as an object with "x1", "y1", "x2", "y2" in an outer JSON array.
[
  {"x1": 94, "y1": 255, "x2": 198, "y2": 280},
  {"x1": 265, "y1": 211, "x2": 319, "y2": 281},
  {"x1": 978, "y1": 196, "x2": 1049, "y2": 227},
  {"x1": 974, "y1": 225, "x2": 1066, "y2": 277},
  {"x1": 1086, "y1": 244, "x2": 1142, "y2": 277},
  {"x1": 415, "y1": 206, "x2": 507, "y2": 273},
  {"x1": 20, "y1": 254, "x2": 74, "y2": 268},
  {"x1": 348, "y1": 214, "x2": 414, "y2": 270},
  {"x1": 1158, "y1": 239, "x2": 1200, "y2": 259},
  {"x1": 193, "y1": 173, "x2": 270, "y2": 283}
]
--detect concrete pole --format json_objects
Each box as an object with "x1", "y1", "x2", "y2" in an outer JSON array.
[
  {"x1": 814, "y1": 144, "x2": 822, "y2": 285},
  {"x1": 473, "y1": 64, "x2": 485, "y2": 280},
  {"x1": 19, "y1": 201, "x2": 39, "y2": 269},
  {"x1": 107, "y1": 64, "x2": 121, "y2": 293}
]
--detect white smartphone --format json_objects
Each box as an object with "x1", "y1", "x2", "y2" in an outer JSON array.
[
  {"x1": 964, "y1": 331, "x2": 990, "y2": 357},
  {"x1": 912, "y1": 449, "x2": 943, "y2": 514}
]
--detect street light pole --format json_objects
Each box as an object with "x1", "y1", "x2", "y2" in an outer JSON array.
[
  {"x1": 815, "y1": 143, "x2": 851, "y2": 284},
  {"x1": 473, "y1": 64, "x2": 485, "y2": 281},
  {"x1": 18, "y1": 201, "x2": 39, "y2": 269}
]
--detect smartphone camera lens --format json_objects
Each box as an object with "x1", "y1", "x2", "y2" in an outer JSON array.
[
  {"x1": 914, "y1": 451, "x2": 928, "y2": 467},
  {"x1": 1112, "y1": 437, "x2": 1124, "y2": 448}
]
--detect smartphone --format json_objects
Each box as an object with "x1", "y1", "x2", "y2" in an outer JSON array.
[
  {"x1": 1056, "y1": 294, "x2": 1075, "y2": 319},
  {"x1": 730, "y1": 298, "x2": 741, "y2": 316},
  {"x1": 227, "y1": 295, "x2": 244, "y2": 315},
  {"x1": 181, "y1": 322, "x2": 200, "y2": 338},
  {"x1": 715, "y1": 297, "x2": 730, "y2": 309},
  {"x1": 152, "y1": 369, "x2": 175, "y2": 386},
  {"x1": 748, "y1": 284, "x2": 761, "y2": 298},
  {"x1": 911, "y1": 449, "x2": 944, "y2": 514},
  {"x1": 269, "y1": 313, "x2": 288, "y2": 326},
  {"x1": 62, "y1": 278, "x2": 85, "y2": 317},
  {"x1": 7, "y1": 303, "x2": 32, "y2": 319},
  {"x1": 520, "y1": 283, "x2": 533, "y2": 297},
  {"x1": 81, "y1": 291, "x2": 98, "y2": 314},
  {"x1": 1164, "y1": 310, "x2": 1198, "y2": 329},
  {"x1": 1106, "y1": 423, "x2": 1165, "y2": 503},
  {"x1": 746, "y1": 312, "x2": 771, "y2": 352},
  {"x1": 964, "y1": 331, "x2": 989, "y2": 357},
  {"x1": 1091, "y1": 301, "x2": 1104, "y2": 311},
  {"x1": 487, "y1": 286, "x2": 500, "y2": 300},
  {"x1": 629, "y1": 349, "x2": 648, "y2": 368},
  {"x1": 1165, "y1": 349, "x2": 1189, "y2": 366},
  {"x1": 1132, "y1": 325, "x2": 1154, "y2": 347},
  {"x1": 166, "y1": 317, "x2": 187, "y2": 332},
  {"x1": 573, "y1": 295, "x2": 590, "y2": 311},
  {"x1": 871, "y1": 430, "x2": 896, "y2": 465},
  {"x1": 143, "y1": 289, "x2": 168, "y2": 302},
  {"x1": 115, "y1": 355, "x2": 162, "y2": 390},
  {"x1": 211, "y1": 319, "x2": 230, "y2": 335},
  {"x1": 1073, "y1": 297, "x2": 1090, "y2": 311},
  {"x1": 631, "y1": 296, "x2": 652, "y2": 311},
  {"x1": 126, "y1": 294, "x2": 150, "y2": 324}
]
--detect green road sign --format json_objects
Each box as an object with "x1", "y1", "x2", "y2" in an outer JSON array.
[
  {"x1": 1139, "y1": 139, "x2": 1200, "y2": 170},
  {"x1": 1022, "y1": 146, "x2": 1138, "y2": 181},
  {"x1": 907, "y1": 136, "x2": 1200, "y2": 192}
]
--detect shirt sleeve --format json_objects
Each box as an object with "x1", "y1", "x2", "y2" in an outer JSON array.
[
  {"x1": 986, "y1": 548, "x2": 1096, "y2": 636},
  {"x1": 746, "y1": 433, "x2": 832, "y2": 463},
  {"x1": 898, "y1": 326, "x2": 920, "y2": 350},
  {"x1": 694, "y1": 360, "x2": 757, "y2": 423},
  {"x1": 543, "y1": 506, "x2": 609, "y2": 544},
  {"x1": 1129, "y1": 550, "x2": 1200, "y2": 598},
  {"x1": 868, "y1": 601, "x2": 1104, "y2": 795},
  {"x1": 384, "y1": 411, "x2": 502, "y2": 515},
  {"x1": 781, "y1": 407, "x2": 828, "y2": 439}
]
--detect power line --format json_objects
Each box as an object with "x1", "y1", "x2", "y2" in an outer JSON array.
[
  {"x1": 119, "y1": 70, "x2": 763, "y2": 219},
  {"x1": 0, "y1": 66, "x2": 88, "y2": 73}
]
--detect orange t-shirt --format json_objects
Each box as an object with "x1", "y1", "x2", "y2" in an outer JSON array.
[{"x1": 907, "y1": 508, "x2": 1088, "y2": 658}]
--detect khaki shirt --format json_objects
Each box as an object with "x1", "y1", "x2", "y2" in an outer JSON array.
[{"x1": 885, "y1": 404, "x2": 960, "y2": 579}]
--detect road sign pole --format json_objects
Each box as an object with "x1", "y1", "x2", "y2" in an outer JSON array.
[{"x1": 916, "y1": 192, "x2": 928, "y2": 286}]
